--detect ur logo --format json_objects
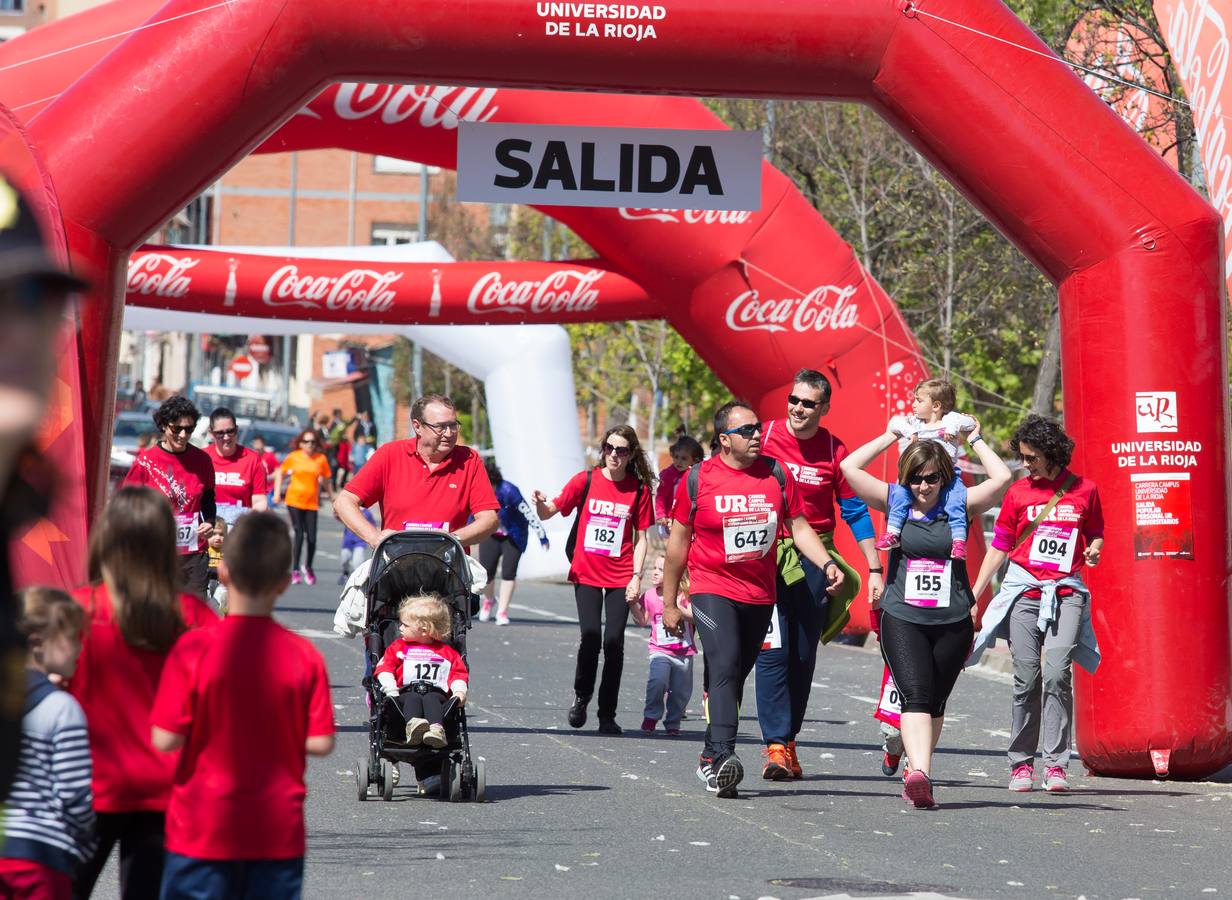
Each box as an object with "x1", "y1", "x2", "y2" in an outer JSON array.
[{"x1": 1135, "y1": 391, "x2": 1177, "y2": 433}]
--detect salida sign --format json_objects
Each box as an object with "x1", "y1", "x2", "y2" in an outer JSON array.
[{"x1": 457, "y1": 122, "x2": 761, "y2": 210}]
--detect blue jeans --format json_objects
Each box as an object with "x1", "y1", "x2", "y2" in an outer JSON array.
[
  {"x1": 643, "y1": 653, "x2": 694, "y2": 729},
  {"x1": 755, "y1": 555, "x2": 831, "y2": 746},
  {"x1": 160, "y1": 853, "x2": 303, "y2": 900},
  {"x1": 886, "y1": 473, "x2": 968, "y2": 541}
]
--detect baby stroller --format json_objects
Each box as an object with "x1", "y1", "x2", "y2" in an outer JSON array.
[{"x1": 355, "y1": 531, "x2": 487, "y2": 802}]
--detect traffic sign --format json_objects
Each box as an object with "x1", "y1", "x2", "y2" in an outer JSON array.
[{"x1": 230, "y1": 355, "x2": 254, "y2": 379}]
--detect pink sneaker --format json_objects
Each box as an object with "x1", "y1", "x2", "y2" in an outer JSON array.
[
  {"x1": 1008, "y1": 763, "x2": 1035, "y2": 792},
  {"x1": 303, "y1": 568, "x2": 316, "y2": 586},
  {"x1": 951, "y1": 539, "x2": 967, "y2": 560},
  {"x1": 290, "y1": 570, "x2": 302, "y2": 586},
  {"x1": 1043, "y1": 766, "x2": 1070, "y2": 793},
  {"x1": 875, "y1": 531, "x2": 901, "y2": 551},
  {"x1": 902, "y1": 770, "x2": 936, "y2": 809}
]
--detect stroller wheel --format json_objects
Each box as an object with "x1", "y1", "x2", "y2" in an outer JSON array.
[
  {"x1": 473, "y1": 758, "x2": 487, "y2": 803},
  {"x1": 438, "y1": 760, "x2": 453, "y2": 801},
  {"x1": 356, "y1": 758, "x2": 370, "y2": 802},
  {"x1": 442, "y1": 759, "x2": 463, "y2": 802},
  {"x1": 380, "y1": 759, "x2": 396, "y2": 801}
]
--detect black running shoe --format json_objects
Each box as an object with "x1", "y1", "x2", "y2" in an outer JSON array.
[
  {"x1": 713, "y1": 753, "x2": 744, "y2": 799},
  {"x1": 597, "y1": 718, "x2": 622, "y2": 735},
  {"x1": 567, "y1": 694, "x2": 589, "y2": 729}
]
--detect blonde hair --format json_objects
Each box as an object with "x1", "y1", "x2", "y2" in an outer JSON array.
[
  {"x1": 398, "y1": 594, "x2": 451, "y2": 641},
  {"x1": 915, "y1": 379, "x2": 957, "y2": 414},
  {"x1": 17, "y1": 586, "x2": 86, "y2": 645}
]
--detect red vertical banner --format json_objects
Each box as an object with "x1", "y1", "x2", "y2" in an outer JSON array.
[{"x1": 1131, "y1": 472, "x2": 1195, "y2": 560}]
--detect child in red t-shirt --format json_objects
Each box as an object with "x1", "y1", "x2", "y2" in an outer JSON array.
[
  {"x1": 151, "y1": 512, "x2": 335, "y2": 900},
  {"x1": 375, "y1": 594, "x2": 469, "y2": 749}
]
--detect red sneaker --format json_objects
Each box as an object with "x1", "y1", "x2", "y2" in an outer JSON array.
[
  {"x1": 761, "y1": 743, "x2": 792, "y2": 781},
  {"x1": 786, "y1": 740, "x2": 804, "y2": 779},
  {"x1": 903, "y1": 770, "x2": 937, "y2": 809}
]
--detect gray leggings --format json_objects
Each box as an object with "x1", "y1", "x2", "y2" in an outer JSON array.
[{"x1": 1007, "y1": 592, "x2": 1085, "y2": 770}]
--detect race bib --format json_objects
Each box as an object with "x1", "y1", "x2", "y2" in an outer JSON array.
[
  {"x1": 653, "y1": 613, "x2": 693, "y2": 650},
  {"x1": 1028, "y1": 523, "x2": 1078, "y2": 573},
  {"x1": 875, "y1": 667, "x2": 902, "y2": 728},
  {"x1": 217, "y1": 502, "x2": 245, "y2": 526},
  {"x1": 174, "y1": 514, "x2": 198, "y2": 553},
  {"x1": 761, "y1": 609, "x2": 782, "y2": 651},
  {"x1": 403, "y1": 520, "x2": 449, "y2": 531},
  {"x1": 903, "y1": 558, "x2": 951, "y2": 608},
  {"x1": 583, "y1": 513, "x2": 625, "y2": 557},
  {"x1": 723, "y1": 511, "x2": 776, "y2": 563},
  {"x1": 401, "y1": 647, "x2": 453, "y2": 691}
]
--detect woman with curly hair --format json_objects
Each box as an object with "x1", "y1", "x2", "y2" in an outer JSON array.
[
  {"x1": 968, "y1": 414, "x2": 1105, "y2": 795},
  {"x1": 533, "y1": 425, "x2": 654, "y2": 734},
  {"x1": 123, "y1": 396, "x2": 216, "y2": 597}
]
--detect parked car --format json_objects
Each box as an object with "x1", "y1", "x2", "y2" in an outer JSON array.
[{"x1": 112, "y1": 410, "x2": 155, "y2": 455}]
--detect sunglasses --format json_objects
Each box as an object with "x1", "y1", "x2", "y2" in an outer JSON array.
[
  {"x1": 301, "y1": 438, "x2": 317, "y2": 445},
  {"x1": 723, "y1": 422, "x2": 763, "y2": 439},
  {"x1": 602, "y1": 443, "x2": 631, "y2": 458},
  {"x1": 908, "y1": 472, "x2": 944, "y2": 485},
  {"x1": 787, "y1": 394, "x2": 821, "y2": 410},
  {"x1": 212, "y1": 427, "x2": 238, "y2": 438},
  {"x1": 167, "y1": 424, "x2": 194, "y2": 435},
  {"x1": 1021, "y1": 453, "x2": 1041, "y2": 463}
]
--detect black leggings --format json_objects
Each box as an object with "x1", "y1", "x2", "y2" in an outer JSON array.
[
  {"x1": 573, "y1": 584, "x2": 630, "y2": 719},
  {"x1": 480, "y1": 535, "x2": 524, "y2": 582},
  {"x1": 288, "y1": 506, "x2": 318, "y2": 570},
  {"x1": 73, "y1": 810, "x2": 166, "y2": 900},
  {"x1": 879, "y1": 612, "x2": 974, "y2": 717},
  {"x1": 396, "y1": 690, "x2": 447, "y2": 726},
  {"x1": 690, "y1": 593, "x2": 774, "y2": 760}
]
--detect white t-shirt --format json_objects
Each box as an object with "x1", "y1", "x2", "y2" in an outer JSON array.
[{"x1": 889, "y1": 412, "x2": 976, "y2": 461}]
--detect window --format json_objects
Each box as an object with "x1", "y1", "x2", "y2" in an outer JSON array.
[
  {"x1": 373, "y1": 156, "x2": 440, "y2": 176},
  {"x1": 0, "y1": 0, "x2": 23, "y2": 12},
  {"x1": 370, "y1": 223, "x2": 418, "y2": 246}
]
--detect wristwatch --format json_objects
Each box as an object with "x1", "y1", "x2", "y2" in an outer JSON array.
[{"x1": 868, "y1": 566, "x2": 884, "y2": 574}]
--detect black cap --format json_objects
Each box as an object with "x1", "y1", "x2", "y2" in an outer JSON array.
[{"x1": 0, "y1": 173, "x2": 89, "y2": 293}]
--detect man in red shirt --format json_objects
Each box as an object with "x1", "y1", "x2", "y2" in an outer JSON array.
[
  {"x1": 755, "y1": 368, "x2": 885, "y2": 780},
  {"x1": 204, "y1": 407, "x2": 268, "y2": 525},
  {"x1": 152, "y1": 512, "x2": 334, "y2": 899},
  {"x1": 335, "y1": 393, "x2": 499, "y2": 548}
]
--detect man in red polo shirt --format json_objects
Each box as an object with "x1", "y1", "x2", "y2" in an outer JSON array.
[{"x1": 334, "y1": 393, "x2": 499, "y2": 549}]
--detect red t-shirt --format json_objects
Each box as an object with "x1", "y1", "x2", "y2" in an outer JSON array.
[
  {"x1": 123, "y1": 444, "x2": 215, "y2": 554},
  {"x1": 68, "y1": 584, "x2": 218, "y2": 813},
  {"x1": 655, "y1": 465, "x2": 685, "y2": 521},
  {"x1": 991, "y1": 469, "x2": 1104, "y2": 581},
  {"x1": 556, "y1": 469, "x2": 654, "y2": 588},
  {"x1": 673, "y1": 455, "x2": 803, "y2": 604},
  {"x1": 759, "y1": 419, "x2": 853, "y2": 533},
  {"x1": 151, "y1": 616, "x2": 335, "y2": 861},
  {"x1": 258, "y1": 450, "x2": 280, "y2": 479},
  {"x1": 344, "y1": 439, "x2": 498, "y2": 532},
  {"x1": 206, "y1": 444, "x2": 268, "y2": 523},
  {"x1": 374, "y1": 638, "x2": 469, "y2": 691}
]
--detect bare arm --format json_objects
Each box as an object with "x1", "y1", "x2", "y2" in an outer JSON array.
[
  {"x1": 252, "y1": 493, "x2": 269, "y2": 512},
  {"x1": 454, "y1": 509, "x2": 499, "y2": 547},
  {"x1": 625, "y1": 529, "x2": 648, "y2": 601},
  {"x1": 271, "y1": 469, "x2": 284, "y2": 504},
  {"x1": 971, "y1": 545, "x2": 1008, "y2": 600},
  {"x1": 838, "y1": 430, "x2": 899, "y2": 512},
  {"x1": 660, "y1": 521, "x2": 692, "y2": 633},
  {"x1": 531, "y1": 489, "x2": 558, "y2": 521},
  {"x1": 305, "y1": 734, "x2": 336, "y2": 757},
  {"x1": 790, "y1": 516, "x2": 844, "y2": 595},
  {"x1": 962, "y1": 421, "x2": 1013, "y2": 515},
  {"x1": 151, "y1": 726, "x2": 186, "y2": 753}
]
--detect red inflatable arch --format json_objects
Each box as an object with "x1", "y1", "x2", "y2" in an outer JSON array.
[{"x1": 5, "y1": 0, "x2": 1230, "y2": 778}]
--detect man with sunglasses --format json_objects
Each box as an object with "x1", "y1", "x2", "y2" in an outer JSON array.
[
  {"x1": 661, "y1": 401, "x2": 844, "y2": 798},
  {"x1": 205, "y1": 407, "x2": 268, "y2": 525},
  {"x1": 335, "y1": 393, "x2": 498, "y2": 550},
  {"x1": 754, "y1": 368, "x2": 883, "y2": 781},
  {"x1": 124, "y1": 396, "x2": 217, "y2": 596}
]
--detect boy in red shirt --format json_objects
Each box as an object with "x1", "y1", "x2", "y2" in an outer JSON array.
[{"x1": 151, "y1": 512, "x2": 335, "y2": 899}]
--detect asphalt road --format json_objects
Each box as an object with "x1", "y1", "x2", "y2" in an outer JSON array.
[{"x1": 98, "y1": 516, "x2": 1232, "y2": 899}]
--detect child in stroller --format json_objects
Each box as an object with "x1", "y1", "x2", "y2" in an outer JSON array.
[{"x1": 375, "y1": 595, "x2": 469, "y2": 749}]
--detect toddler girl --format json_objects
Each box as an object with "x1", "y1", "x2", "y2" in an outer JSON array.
[
  {"x1": 375, "y1": 594, "x2": 469, "y2": 749},
  {"x1": 654, "y1": 435, "x2": 704, "y2": 536},
  {"x1": 631, "y1": 555, "x2": 695, "y2": 734}
]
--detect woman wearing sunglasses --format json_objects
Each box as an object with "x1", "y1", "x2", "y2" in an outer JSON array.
[
  {"x1": 204, "y1": 407, "x2": 269, "y2": 525},
  {"x1": 273, "y1": 430, "x2": 332, "y2": 586},
  {"x1": 533, "y1": 425, "x2": 654, "y2": 735},
  {"x1": 123, "y1": 396, "x2": 217, "y2": 598},
  {"x1": 840, "y1": 420, "x2": 1011, "y2": 808}
]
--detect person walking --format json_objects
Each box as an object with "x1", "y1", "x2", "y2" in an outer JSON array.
[
  {"x1": 533, "y1": 425, "x2": 654, "y2": 734},
  {"x1": 122, "y1": 396, "x2": 216, "y2": 597},
  {"x1": 351, "y1": 409, "x2": 377, "y2": 470},
  {"x1": 204, "y1": 407, "x2": 268, "y2": 526},
  {"x1": 968, "y1": 414, "x2": 1104, "y2": 794},
  {"x1": 69, "y1": 487, "x2": 218, "y2": 899},
  {"x1": 273, "y1": 430, "x2": 332, "y2": 586},
  {"x1": 841, "y1": 418, "x2": 1011, "y2": 808},
  {"x1": 478, "y1": 459, "x2": 549, "y2": 626},
  {"x1": 661, "y1": 401, "x2": 843, "y2": 798}
]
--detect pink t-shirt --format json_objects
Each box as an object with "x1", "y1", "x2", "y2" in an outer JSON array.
[{"x1": 639, "y1": 587, "x2": 696, "y2": 657}]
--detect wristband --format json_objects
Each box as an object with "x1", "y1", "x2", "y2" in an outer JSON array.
[
  {"x1": 868, "y1": 566, "x2": 884, "y2": 574},
  {"x1": 969, "y1": 434, "x2": 984, "y2": 444},
  {"x1": 823, "y1": 560, "x2": 838, "y2": 572}
]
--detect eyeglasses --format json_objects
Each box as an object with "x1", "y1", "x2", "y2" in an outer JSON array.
[
  {"x1": 212, "y1": 427, "x2": 238, "y2": 438},
  {"x1": 602, "y1": 443, "x2": 631, "y2": 458},
  {"x1": 908, "y1": 472, "x2": 944, "y2": 486},
  {"x1": 722, "y1": 422, "x2": 763, "y2": 439},
  {"x1": 422, "y1": 420, "x2": 460, "y2": 435},
  {"x1": 301, "y1": 438, "x2": 317, "y2": 445},
  {"x1": 787, "y1": 394, "x2": 821, "y2": 410},
  {"x1": 167, "y1": 424, "x2": 194, "y2": 435}
]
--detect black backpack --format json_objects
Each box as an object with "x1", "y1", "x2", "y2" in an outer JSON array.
[{"x1": 564, "y1": 470, "x2": 644, "y2": 561}]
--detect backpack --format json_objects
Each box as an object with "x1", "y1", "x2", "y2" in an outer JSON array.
[
  {"x1": 685, "y1": 457, "x2": 789, "y2": 521},
  {"x1": 564, "y1": 470, "x2": 645, "y2": 562}
]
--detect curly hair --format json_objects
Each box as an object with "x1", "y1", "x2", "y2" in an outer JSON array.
[
  {"x1": 1011, "y1": 414, "x2": 1073, "y2": 470},
  {"x1": 599, "y1": 424, "x2": 655, "y2": 488},
  {"x1": 399, "y1": 594, "x2": 452, "y2": 642},
  {"x1": 152, "y1": 395, "x2": 200, "y2": 432},
  {"x1": 897, "y1": 440, "x2": 955, "y2": 488}
]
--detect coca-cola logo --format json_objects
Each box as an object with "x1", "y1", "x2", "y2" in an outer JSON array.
[
  {"x1": 126, "y1": 253, "x2": 199, "y2": 299},
  {"x1": 725, "y1": 285, "x2": 860, "y2": 334},
  {"x1": 618, "y1": 208, "x2": 753, "y2": 225},
  {"x1": 467, "y1": 269, "x2": 602, "y2": 315},
  {"x1": 328, "y1": 83, "x2": 499, "y2": 129},
  {"x1": 262, "y1": 265, "x2": 402, "y2": 313}
]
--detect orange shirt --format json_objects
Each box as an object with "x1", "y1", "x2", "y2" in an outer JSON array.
[{"x1": 279, "y1": 450, "x2": 330, "y2": 510}]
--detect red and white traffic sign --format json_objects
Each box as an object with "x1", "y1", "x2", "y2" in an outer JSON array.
[{"x1": 230, "y1": 355, "x2": 254, "y2": 379}]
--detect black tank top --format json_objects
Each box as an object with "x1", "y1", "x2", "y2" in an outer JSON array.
[{"x1": 881, "y1": 513, "x2": 974, "y2": 626}]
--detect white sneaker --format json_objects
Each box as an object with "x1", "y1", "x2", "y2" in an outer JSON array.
[
  {"x1": 422, "y1": 724, "x2": 448, "y2": 749},
  {"x1": 495, "y1": 612, "x2": 511, "y2": 626},
  {"x1": 405, "y1": 717, "x2": 430, "y2": 745},
  {"x1": 479, "y1": 599, "x2": 493, "y2": 622}
]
